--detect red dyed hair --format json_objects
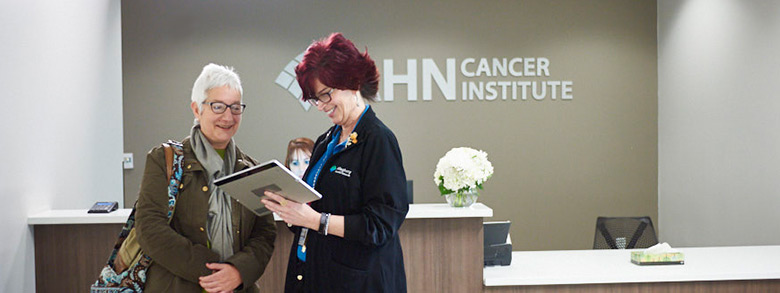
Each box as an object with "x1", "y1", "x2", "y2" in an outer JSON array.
[{"x1": 295, "y1": 33, "x2": 380, "y2": 102}]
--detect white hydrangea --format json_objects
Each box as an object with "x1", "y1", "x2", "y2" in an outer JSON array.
[{"x1": 434, "y1": 147, "x2": 494, "y2": 194}]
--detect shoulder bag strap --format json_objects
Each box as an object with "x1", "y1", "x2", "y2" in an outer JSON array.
[{"x1": 161, "y1": 140, "x2": 184, "y2": 221}]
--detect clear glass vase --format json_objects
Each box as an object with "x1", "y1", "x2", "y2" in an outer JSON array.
[{"x1": 444, "y1": 188, "x2": 478, "y2": 207}]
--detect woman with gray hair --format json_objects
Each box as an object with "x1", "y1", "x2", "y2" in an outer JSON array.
[{"x1": 136, "y1": 63, "x2": 276, "y2": 292}]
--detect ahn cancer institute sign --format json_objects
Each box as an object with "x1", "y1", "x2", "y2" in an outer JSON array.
[
  {"x1": 276, "y1": 54, "x2": 574, "y2": 111},
  {"x1": 382, "y1": 57, "x2": 573, "y2": 102}
]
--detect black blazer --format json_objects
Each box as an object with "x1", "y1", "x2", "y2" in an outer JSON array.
[{"x1": 284, "y1": 107, "x2": 409, "y2": 292}]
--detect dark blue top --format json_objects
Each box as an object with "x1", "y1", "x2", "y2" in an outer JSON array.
[
  {"x1": 297, "y1": 105, "x2": 370, "y2": 262},
  {"x1": 305, "y1": 105, "x2": 370, "y2": 188},
  {"x1": 286, "y1": 105, "x2": 409, "y2": 293}
]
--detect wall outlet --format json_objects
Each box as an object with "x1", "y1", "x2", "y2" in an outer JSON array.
[{"x1": 123, "y1": 153, "x2": 134, "y2": 169}]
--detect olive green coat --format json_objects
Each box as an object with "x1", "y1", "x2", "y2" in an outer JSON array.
[{"x1": 136, "y1": 137, "x2": 276, "y2": 292}]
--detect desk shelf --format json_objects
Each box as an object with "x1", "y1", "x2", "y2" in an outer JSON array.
[{"x1": 484, "y1": 246, "x2": 780, "y2": 292}]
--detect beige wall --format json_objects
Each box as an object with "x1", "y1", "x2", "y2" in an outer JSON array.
[{"x1": 122, "y1": 0, "x2": 657, "y2": 250}]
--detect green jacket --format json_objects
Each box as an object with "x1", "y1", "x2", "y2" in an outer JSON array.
[{"x1": 136, "y1": 137, "x2": 276, "y2": 292}]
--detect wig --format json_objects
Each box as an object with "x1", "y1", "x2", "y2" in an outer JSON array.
[{"x1": 285, "y1": 137, "x2": 315, "y2": 169}]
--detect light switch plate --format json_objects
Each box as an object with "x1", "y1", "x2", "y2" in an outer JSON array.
[{"x1": 123, "y1": 153, "x2": 134, "y2": 169}]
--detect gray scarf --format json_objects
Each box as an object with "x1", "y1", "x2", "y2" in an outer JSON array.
[{"x1": 190, "y1": 124, "x2": 236, "y2": 261}]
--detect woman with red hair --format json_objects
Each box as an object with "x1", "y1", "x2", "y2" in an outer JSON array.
[{"x1": 263, "y1": 33, "x2": 409, "y2": 292}]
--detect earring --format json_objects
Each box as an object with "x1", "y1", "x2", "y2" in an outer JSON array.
[{"x1": 354, "y1": 94, "x2": 358, "y2": 104}]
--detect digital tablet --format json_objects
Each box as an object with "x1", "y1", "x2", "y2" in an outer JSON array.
[{"x1": 214, "y1": 159, "x2": 322, "y2": 217}]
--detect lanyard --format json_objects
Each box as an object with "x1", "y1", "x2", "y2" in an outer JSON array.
[{"x1": 297, "y1": 106, "x2": 370, "y2": 262}]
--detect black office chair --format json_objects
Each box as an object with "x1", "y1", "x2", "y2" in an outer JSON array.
[{"x1": 593, "y1": 216, "x2": 658, "y2": 249}]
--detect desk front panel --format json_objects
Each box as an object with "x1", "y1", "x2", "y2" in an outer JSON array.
[
  {"x1": 29, "y1": 204, "x2": 491, "y2": 292},
  {"x1": 257, "y1": 217, "x2": 484, "y2": 292},
  {"x1": 34, "y1": 223, "x2": 123, "y2": 293}
]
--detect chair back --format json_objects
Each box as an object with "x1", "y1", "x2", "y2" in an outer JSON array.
[{"x1": 593, "y1": 216, "x2": 658, "y2": 249}]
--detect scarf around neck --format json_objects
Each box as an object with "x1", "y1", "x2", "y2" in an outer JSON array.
[{"x1": 190, "y1": 124, "x2": 236, "y2": 261}]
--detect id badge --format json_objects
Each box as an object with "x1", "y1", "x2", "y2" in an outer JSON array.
[{"x1": 296, "y1": 228, "x2": 309, "y2": 261}]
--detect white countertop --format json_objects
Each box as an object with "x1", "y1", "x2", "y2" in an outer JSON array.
[
  {"x1": 407, "y1": 203, "x2": 492, "y2": 219},
  {"x1": 27, "y1": 209, "x2": 133, "y2": 225},
  {"x1": 483, "y1": 245, "x2": 780, "y2": 286},
  {"x1": 28, "y1": 203, "x2": 492, "y2": 225}
]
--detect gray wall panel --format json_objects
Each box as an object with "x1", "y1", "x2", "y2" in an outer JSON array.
[{"x1": 659, "y1": 0, "x2": 780, "y2": 246}]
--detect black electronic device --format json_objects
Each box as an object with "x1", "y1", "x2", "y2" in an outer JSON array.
[
  {"x1": 406, "y1": 180, "x2": 413, "y2": 204},
  {"x1": 484, "y1": 221, "x2": 512, "y2": 266},
  {"x1": 88, "y1": 201, "x2": 118, "y2": 213},
  {"x1": 484, "y1": 243, "x2": 512, "y2": 266}
]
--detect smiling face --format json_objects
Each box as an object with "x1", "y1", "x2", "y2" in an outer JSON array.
[
  {"x1": 311, "y1": 79, "x2": 364, "y2": 128},
  {"x1": 190, "y1": 85, "x2": 242, "y2": 149}
]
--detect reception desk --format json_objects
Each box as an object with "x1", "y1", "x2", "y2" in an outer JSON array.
[
  {"x1": 483, "y1": 246, "x2": 780, "y2": 292},
  {"x1": 28, "y1": 209, "x2": 130, "y2": 292},
  {"x1": 257, "y1": 203, "x2": 492, "y2": 292},
  {"x1": 29, "y1": 203, "x2": 492, "y2": 292}
]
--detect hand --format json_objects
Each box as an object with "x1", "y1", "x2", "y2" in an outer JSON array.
[
  {"x1": 199, "y1": 263, "x2": 242, "y2": 293},
  {"x1": 262, "y1": 191, "x2": 320, "y2": 230}
]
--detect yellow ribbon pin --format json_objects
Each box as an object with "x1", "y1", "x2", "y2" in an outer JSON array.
[{"x1": 346, "y1": 132, "x2": 358, "y2": 147}]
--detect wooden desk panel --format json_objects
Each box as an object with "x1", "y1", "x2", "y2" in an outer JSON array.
[
  {"x1": 255, "y1": 222, "x2": 292, "y2": 292},
  {"x1": 402, "y1": 217, "x2": 483, "y2": 293},
  {"x1": 29, "y1": 205, "x2": 491, "y2": 292},
  {"x1": 34, "y1": 223, "x2": 123, "y2": 293},
  {"x1": 257, "y1": 217, "x2": 484, "y2": 292}
]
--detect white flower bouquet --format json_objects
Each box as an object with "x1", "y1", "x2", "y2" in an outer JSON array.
[{"x1": 434, "y1": 147, "x2": 494, "y2": 206}]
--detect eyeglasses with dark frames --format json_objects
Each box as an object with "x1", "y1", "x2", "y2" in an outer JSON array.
[
  {"x1": 307, "y1": 88, "x2": 334, "y2": 107},
  {"x1": 202, "y1": 101, "x2": 246, "y2": 114}
]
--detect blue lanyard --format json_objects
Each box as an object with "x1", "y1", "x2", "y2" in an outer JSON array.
[
  {"x1": 298, "y1": 106, "x2": 369, "y2": 263},
  {"x1": 305, "y1": 105, "x2": 369, "y2": 189},
  {"x1": 305, "y1": 130, "x2": 343, "y2": 189}
]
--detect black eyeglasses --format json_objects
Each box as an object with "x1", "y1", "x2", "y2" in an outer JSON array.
[
  {"x1": 307, "y1": 88, "x2": 334, "y2": 107},
  {"x1": 202, "y1": 102, "x2": 246, "y2": 114}
]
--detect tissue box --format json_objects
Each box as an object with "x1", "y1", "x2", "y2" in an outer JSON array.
[{"x1": 630, "y1": 251, "x2": 684, "y2": 265}]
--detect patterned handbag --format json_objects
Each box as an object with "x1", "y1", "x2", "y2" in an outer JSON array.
[{"x1": 91, "y1": 140, "x2": 184, "y2": 292}]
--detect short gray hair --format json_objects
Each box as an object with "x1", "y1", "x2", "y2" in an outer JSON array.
[{"x1": 191, "y1": 63, "x2": 243, "y2": 112}]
